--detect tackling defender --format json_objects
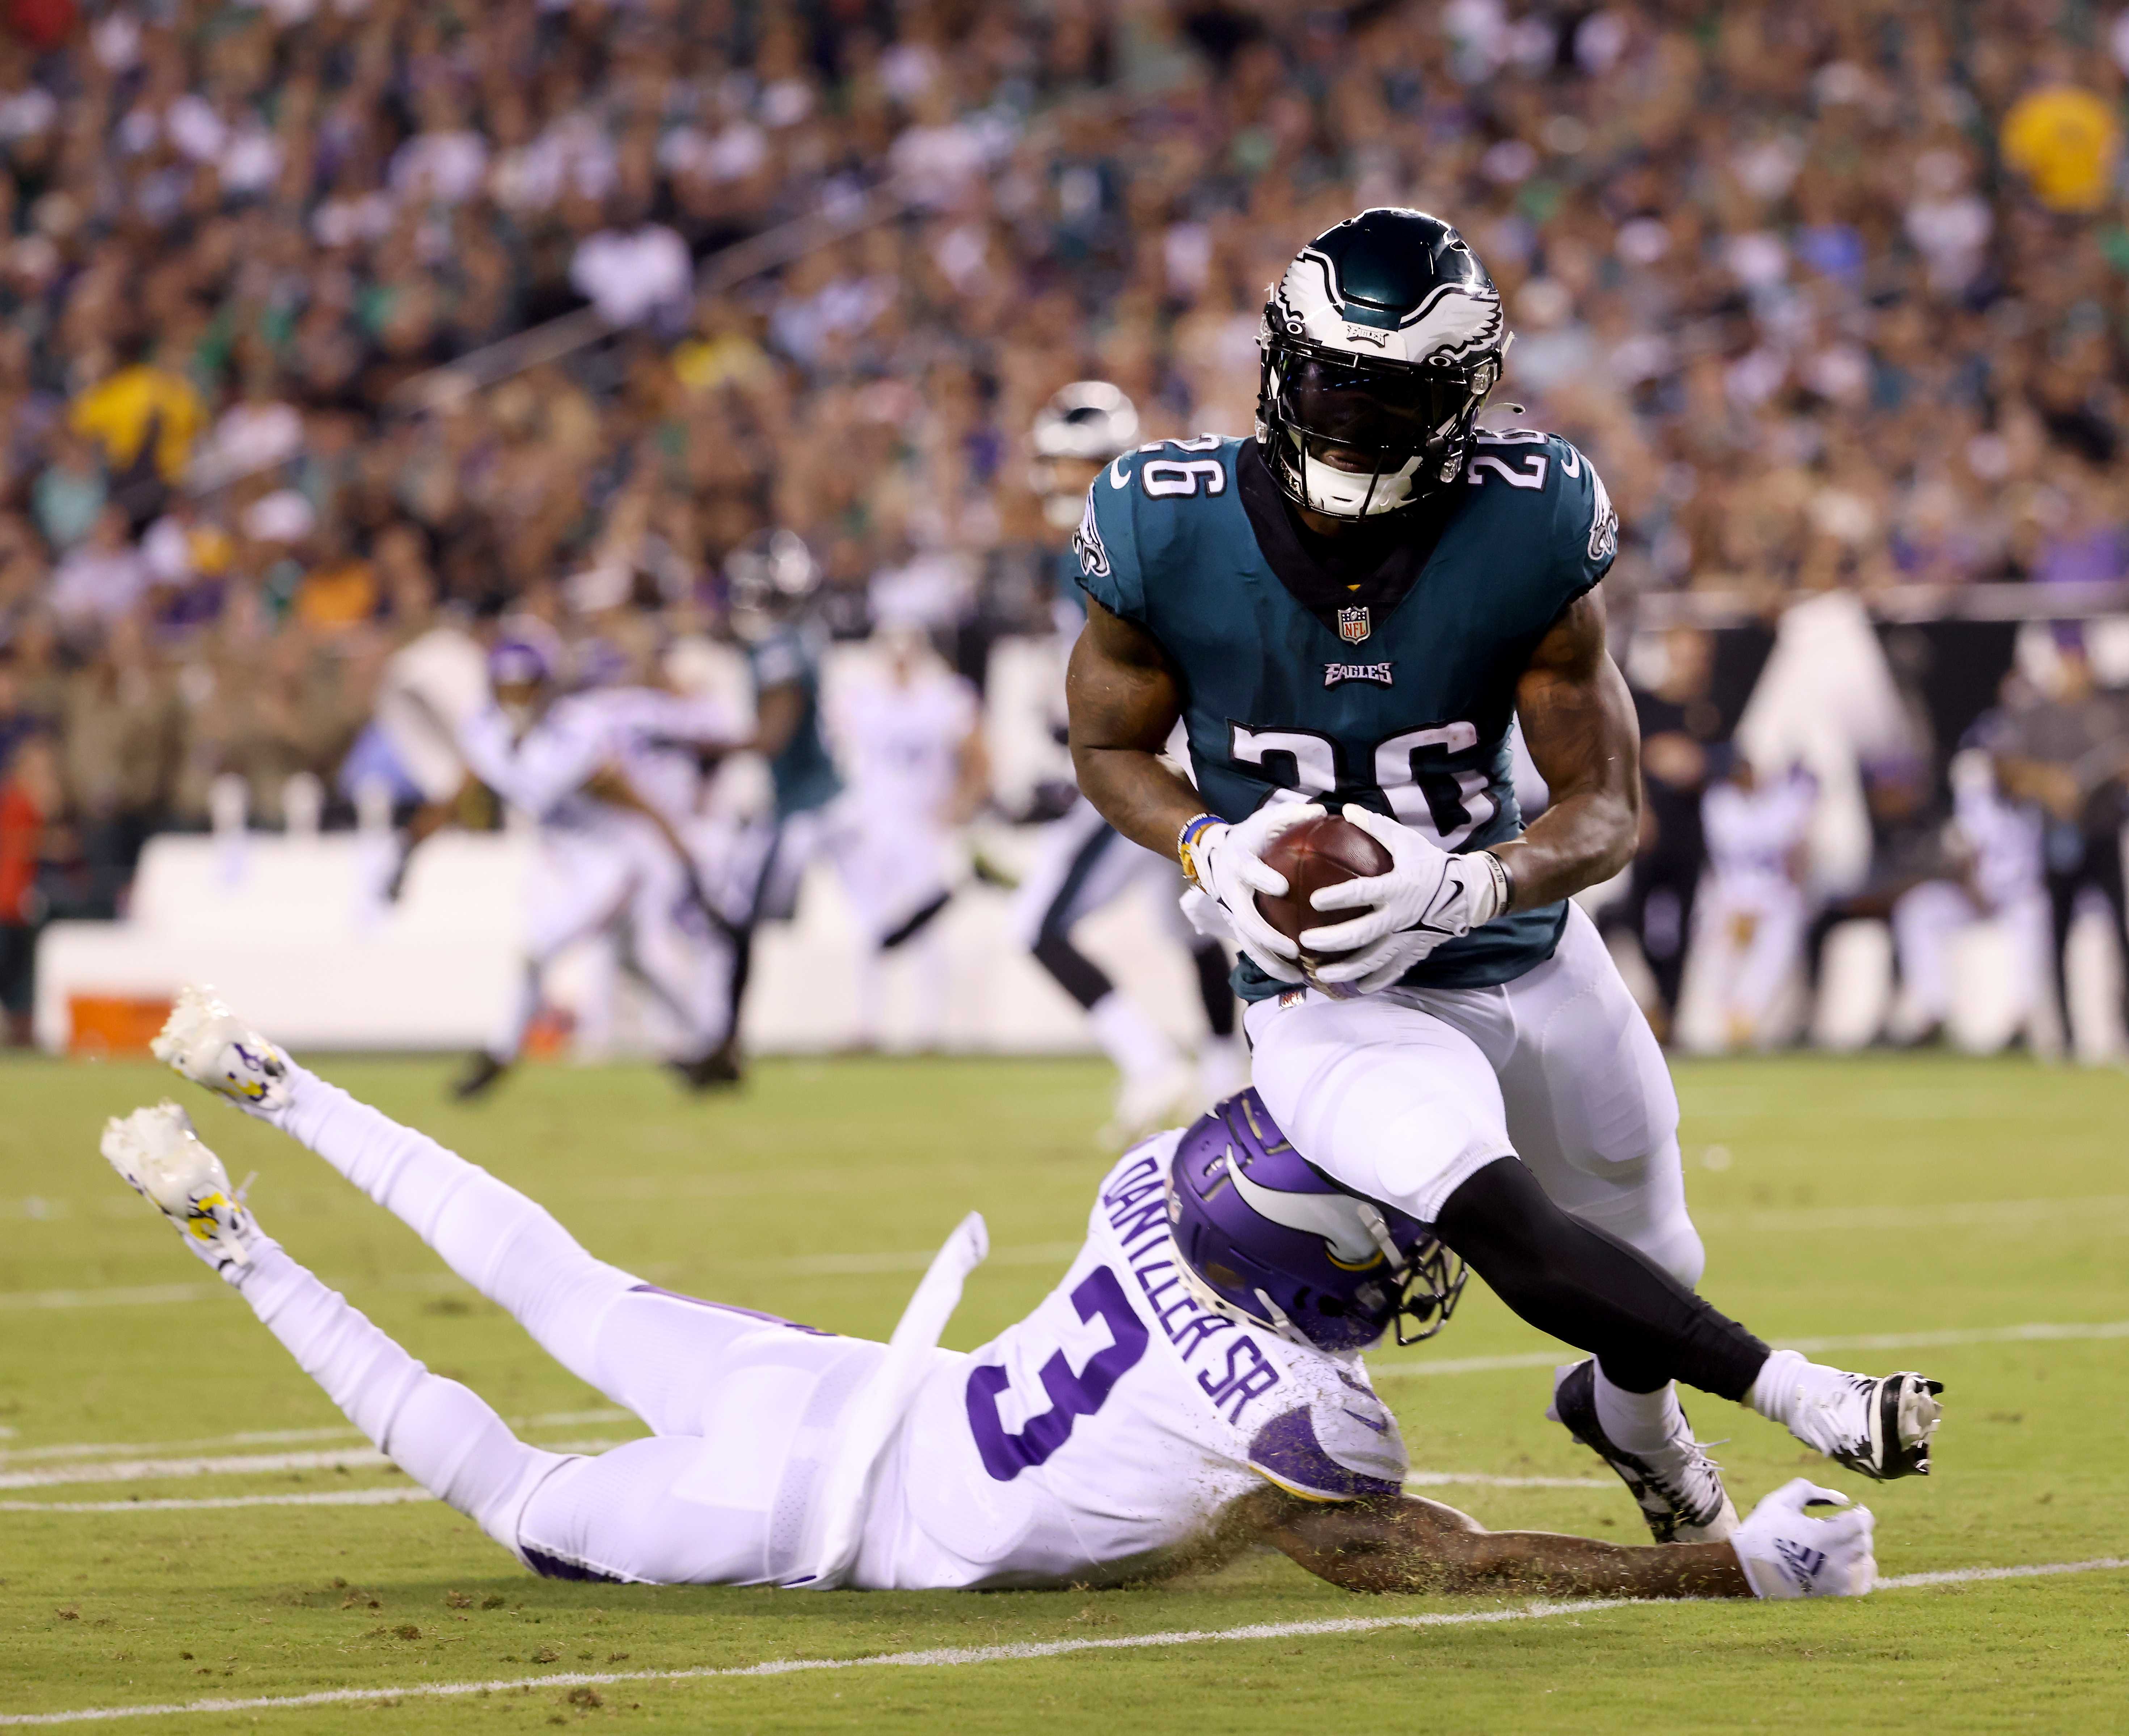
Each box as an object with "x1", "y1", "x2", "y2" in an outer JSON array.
[
  {"x1": 98, "y1": 988, "x2": 1921, "y2": 1603},
  {"x1": 1066, "y1": 208, "x2": 1938, "y2": 1541}
]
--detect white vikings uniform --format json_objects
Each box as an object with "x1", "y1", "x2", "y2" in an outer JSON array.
[
  {"x1": 820, "y1": 658, "x2": 981, "y2": 1046},
  {"x1": 1891, "y1": 759, "x2": 2049, "y2": 1040},
  {"x1": 459, "y1": 687, "x2": 746, "y2": 1063},
  {"x1": 1694, "y1": 770, "x2": 1819, "y2": 1048},
  {"x1": 823, "y1": 662, "x2": 978, "y2": 944},
  {"x1": 223, "y1": 1073, "x2": 1408, "y2": 1589}
]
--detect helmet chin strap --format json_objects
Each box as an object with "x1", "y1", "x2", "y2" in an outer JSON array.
[{"x1": 1295, "y1": 435, "x2": 1422, "y2": 518}]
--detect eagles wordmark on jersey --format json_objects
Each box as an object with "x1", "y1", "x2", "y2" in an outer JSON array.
[{"x1": 1076, "y1": 427, "x2": 1618, "y2": 997}]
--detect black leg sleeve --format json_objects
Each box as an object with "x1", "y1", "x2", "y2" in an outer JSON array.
[
  {"x1": 1434, "y1": 1156, "x2": 1769, "y2": 1400},
  {"x1": 1191, "y1": 940, "x2": 1236, "y2": 1037},
  {"x1": 1033, "y1": 932, "x2": 1114, "y2": 1011}
]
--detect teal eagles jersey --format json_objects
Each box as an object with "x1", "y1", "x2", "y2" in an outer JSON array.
[
  {"x1": 748, "y1": 620, "x2": 842, "y2": 819},
  {"x1": 1074, "y1": 430, "x2": 1617, "y2": 996}
]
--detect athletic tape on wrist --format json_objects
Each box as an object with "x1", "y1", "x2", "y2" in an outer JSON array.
[{"x1": 1177, "y1": 813, "x2": 1219, "y2": 888}]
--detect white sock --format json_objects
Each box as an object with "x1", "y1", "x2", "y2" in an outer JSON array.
[
  {"x1": 235, "y1": 1239, "x2": 557, "y2": 1552},
  {"x1": 1749, "y1": 1349, "x2": 1860, "y2": 1454},
  {"x1": 1087, "y1": 992, "x2": 1180, "y2": 1080},
  {"x1": 1594, "y1": 1369, "x2": 1687, "y2": 1455},
  {"x1": 275, "y1": 1068, "x2": 636, "y2": 1386}
]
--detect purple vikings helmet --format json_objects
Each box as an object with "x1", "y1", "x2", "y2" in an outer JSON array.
[
  {"x1": 1168, "y1": 1090, "x2": 1466, "y2": 1354},
  {"x1": 487, "y1": 623, "x2": 560, "y2": 690}
]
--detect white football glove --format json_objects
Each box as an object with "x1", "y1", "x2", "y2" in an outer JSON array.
[
  {"x1": 1189, "y1": 801, "x2": 1323, "y2": 983},
  {"x1": 1301, "y1": 805, "x2": 1508, "y2": 994},
  {"x1": 1729, "y1": 1479, "x2": 1877, "y2": 1600}
]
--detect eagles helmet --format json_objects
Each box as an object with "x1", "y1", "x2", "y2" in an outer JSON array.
[
  {"x1": 1257, "y1": 207, "x2": 1511, "y2": 519},
  {"x1": 1030, "y1": 381, "x2": 1141, "y2": 528},
  {"x1": 1167, "y1": 1089, "x2": 1466, "y2": 1354}
]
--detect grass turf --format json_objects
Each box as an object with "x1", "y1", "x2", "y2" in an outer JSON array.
[{"x1": 0, "y1": 1048, "x2": 2124, "y2": 1732}]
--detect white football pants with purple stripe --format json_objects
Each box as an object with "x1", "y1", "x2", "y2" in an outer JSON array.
[{"x1": 229, "y1": 1070, "x2": 881, "y2": 1584}]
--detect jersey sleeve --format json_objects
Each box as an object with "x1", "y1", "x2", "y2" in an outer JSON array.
[
  {"x1": 1550, "y1": 437, "x2": 1619, "y2": 599},
  {"x1": 751, "y1": 628, "x2": 807, "y2": 690},
  {"x1": 1245, "y1": 1366, "x2": 1408, "y2": 1501},
  {"x1": 1072, "y1": 462, "x2": 1148, "y2": 623}
]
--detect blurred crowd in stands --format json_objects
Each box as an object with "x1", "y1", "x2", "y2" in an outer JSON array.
[{"x1": 5, "y1": 0, "x2": 2129, "y2": 1045}]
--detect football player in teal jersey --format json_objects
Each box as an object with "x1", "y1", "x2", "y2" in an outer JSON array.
[
  {"x1": 1015, "y1": 382, "x2": 1249, "y2": 1145},
  {"x1": 709, "y1": 530, "x2": 845, "y2": 1087},
  {"x1": 1065, "y1": 208, "x2": 1945, "y2": 1542}
]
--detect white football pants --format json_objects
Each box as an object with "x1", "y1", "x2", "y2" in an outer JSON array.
[
  {"x1": 492, "y1": 816, "x2": 732, "y2": 1065},
  {"x1": 233, "y1": 1069, "x2": 883, "y2": 1584},
  {"x1": 1245, "y1": 904, "x2": 1700, "y2": 1432},
  {"x1": 1244, "y1": 903, "x2": 1701, "y2": 1287},
  {"x1": 1692, "y1": 872, "x2": 1808, "y2": 1050},
  {"x1": 1891, "y1": 880, "x2": 2049, "y2": 1036}
]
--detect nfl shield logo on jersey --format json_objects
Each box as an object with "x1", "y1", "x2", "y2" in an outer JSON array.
[{"x1": 1337, "y1": 606, "x2": 1371, "y2": 643}]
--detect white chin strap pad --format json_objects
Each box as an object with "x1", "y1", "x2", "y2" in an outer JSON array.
[{"x1": 1298, "y1": 448, "x2": 1423, "y2": 518}]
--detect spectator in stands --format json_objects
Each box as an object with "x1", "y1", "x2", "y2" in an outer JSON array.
[
  {"x1": 1991, "y1": 631, "x2": 2129, "y2": 1056},
  {"x1": 0, "y1": 729, "x2": 57, "y2": 1046},
  {"x1": 1609, "y1": 625, "x2": 1723, "y2": 1041}
]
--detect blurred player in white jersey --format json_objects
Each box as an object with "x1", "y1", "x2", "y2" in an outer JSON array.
[
  {"x1": 113, "y1": 988, "x2": 1939, "y2": 1602},
  {"x1": 822, "y1": 626, "x2": 988, "y2": 1048},
  {"x1": 1018, "y1": 383, "x2": 1245, "y2": 1143},
  {"x1": 1889, "y1": 747, "x2": 2049, "y2": 1048},
  {"x1": 450, "y1": 628, "x2": 748, "y2": 1099},
  {"x1": 1696, "y1": 758, "x2": 1819, "y2": 1049}
]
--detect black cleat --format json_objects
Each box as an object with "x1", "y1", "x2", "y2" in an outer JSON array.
[
  {"x1": 449, "y1": 1052, "x2": 510, "y2": 1102},
  {"x1": 1548, "y1": 1359, "x2": 1739, "y2": 1544},
  {"x1": 1818, "y1": 1371, "x2": 1944, "y2": 1480},
  {"x1": 671, "y1": 1041, "x2": 743, "y2": 1092}
]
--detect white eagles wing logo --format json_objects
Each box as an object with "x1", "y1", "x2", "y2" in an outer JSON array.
[
  {"x1": 1074, "y1": 488, "x2": 1110, "y2": 580},
  {"x1": 1273, "y1": 247, "x2": 1505, "y2": 367}
]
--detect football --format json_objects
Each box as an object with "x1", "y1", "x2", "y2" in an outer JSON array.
[{"x1": 1254, "y1": 812, "x2": 1393, "y2": 962}]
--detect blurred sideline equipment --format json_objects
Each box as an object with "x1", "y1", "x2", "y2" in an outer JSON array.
[
  {"x1": 118, "y1": 990, "x2": 1880, "y2": 1602},
  {"x1": 1019, "y1": 380, "x2": 1245, "y2": 1145}
]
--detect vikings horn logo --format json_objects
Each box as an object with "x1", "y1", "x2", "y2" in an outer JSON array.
[{"x1": 1272, "y1": 247, "x2": 1505, "y2": 368}]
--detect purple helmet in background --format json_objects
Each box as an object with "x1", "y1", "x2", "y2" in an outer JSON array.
[
  {"x1": 488, "y1": 618, "x2": 562, "y2": 690},
  {"x1": 1167, "y1": 1089, "x2": 1466, "y2": 1354}
]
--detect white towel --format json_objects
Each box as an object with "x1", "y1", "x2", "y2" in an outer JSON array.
[{"x1": 785, "y1": 1210, "x2": 988, "y2": 1589}]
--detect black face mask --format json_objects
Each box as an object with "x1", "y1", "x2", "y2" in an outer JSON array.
[{"x1": 1270, "y1": 353, "x2": 1475, "y2": 466}]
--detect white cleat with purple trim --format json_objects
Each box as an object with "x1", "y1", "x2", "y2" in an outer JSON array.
[{"x1": 151, "y1": 985, "x2": 292, "y2": 1118}]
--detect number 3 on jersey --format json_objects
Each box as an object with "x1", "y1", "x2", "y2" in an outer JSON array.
[
  {"x1": 965, "y1": 1267, "x2": 1149, "y2": 1481},
  {"x1": 1230, "y1": 721, "x2": 1497, "y2": 849}
]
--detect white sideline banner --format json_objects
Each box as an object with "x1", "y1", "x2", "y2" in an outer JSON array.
[{"x1": 34, "y1": 829, "x2": 1211, "y2": 1057}]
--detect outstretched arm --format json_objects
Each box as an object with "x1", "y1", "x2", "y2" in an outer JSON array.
[
  {"x1": 1497, "y1": 585, "x2": 1640, "y2": 909},
  {"x1": 1252, "y1": 1485, "x2": 1751, "y2": 1599},
  {"x1": 1067, "y1": 597, "x2": 1200, "y2": 855}
]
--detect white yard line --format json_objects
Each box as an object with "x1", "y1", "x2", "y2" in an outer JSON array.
[
  {"x1": 0, "y1": 1410, "x2": 628, "y2": 1467},
  {"x1": 0, "y1": 1285, "x2": 212, "y2": 1312},
  {"x1": 1371, "y1": 1319, "x2": 2129, "y2": 1380},
  {"x1": 0, "y1": 1488, "x2": 435, "y2": 1514},
  {"x1": 9, "y1": 1189, "x2": 2123, "y2": 1314},
  {"x1": 0, "y1": 1439, "x2": 626, "y2": 1492},
  {"x1": 0, "y1": 1467, "x2": 1607, "y2": 1516},
  {"x1": 1405, "y1": 1472, "x2": 1611, "y2": 1489},
  {"x1": 4, "y1": 1557, "x2": 2125, "y2": 1728}
]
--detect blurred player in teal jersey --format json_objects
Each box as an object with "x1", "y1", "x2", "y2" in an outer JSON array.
[{"x1": 1017, "y1": 382, "x2": 1246, "y2": 1145}]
